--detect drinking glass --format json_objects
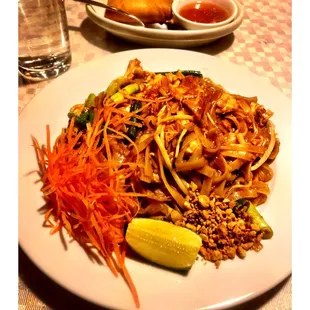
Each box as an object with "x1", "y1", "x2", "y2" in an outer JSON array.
[{"x1": 18, "y1": 0, "x2": 72, "y2": 81}]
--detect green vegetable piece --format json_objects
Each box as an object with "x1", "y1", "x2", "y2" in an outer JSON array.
[
  {"x1": 234, "y1": 198, "x2": 248, "y2": 210},
  {"x1": 180, "y1": 70, "x2": 203, "y2": 77},
  {"x1": 88, "y1": 110, "x2": 94, "y2": 123},
  {"x1": 130, "y1": 101, "x2": 142, "y2": 113},
  {"x1": 111, "y1": 83, "x2": 139, "y2": 103},
  {"x1": 68, "y1": 112, "x2": 75, "y2": 119},
  {"x1": 111, "y1": 92, "x2": 124, "y2": 103},
  {"x1": 155, "y1": 70, "x2": 203, "y2": 78},
  {"x1": 126, "y1": 101, "x2": 142, "y2": 142},
  {"x1": 105, "y1": 76, "x2": 127, "y2": 97},
  {"x1": 123, "y1": 83, "x2": 139, "y2": 94},
  {"x1": 85, "y1": 93, "x2": 96, "y2": 108},
  {"x1": 247, "y1": 202, "x2": 274, "y2": 239},
  {"x1": 127, "y1": 126, "x2": 137, "y2": 141},
  {"x1": 67, "y1": 110, "x2": 94, "y2": 129}
]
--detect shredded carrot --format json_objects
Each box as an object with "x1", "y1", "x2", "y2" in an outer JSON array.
[{"x1": 32, "y1": 117, "x2": 141, "y2": 308}]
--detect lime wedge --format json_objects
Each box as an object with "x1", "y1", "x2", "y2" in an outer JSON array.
[{"x1": 126, "y1": 218, "x2": 202, "y2": 270}]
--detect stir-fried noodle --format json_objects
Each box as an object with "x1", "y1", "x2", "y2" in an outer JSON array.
[{"x1": 33, "y1": 59, "x2": 280, "y2": 307}]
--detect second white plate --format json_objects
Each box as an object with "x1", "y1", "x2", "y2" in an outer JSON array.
[{"x1": 86, "y1": 0, "x2": 244, "y2": 47}]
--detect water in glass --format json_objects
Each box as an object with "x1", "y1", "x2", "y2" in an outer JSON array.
[{"x1": 18, "y1": 0, "x2": 72, "y2": 81}]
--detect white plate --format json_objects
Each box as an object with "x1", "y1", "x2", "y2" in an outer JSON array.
[
  {"x1": 85, "y1": 0, "x2": 244, "y2": 47},
  {"x1": 19, "y1": 49, "x2": 291, "y2": 310}
]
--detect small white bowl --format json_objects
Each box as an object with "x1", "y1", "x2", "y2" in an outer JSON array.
[{"x1": 172, "y1": 0, "x2": 238, "y2": 30}]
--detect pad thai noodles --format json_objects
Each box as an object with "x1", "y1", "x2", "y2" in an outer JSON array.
[{"x1": 33, "y1": 59, "x2": 280, "y2": 308}]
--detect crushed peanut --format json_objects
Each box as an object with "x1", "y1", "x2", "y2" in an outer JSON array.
[{"x1": 168, "y1": 187, "x2": 264, "y2": 268}]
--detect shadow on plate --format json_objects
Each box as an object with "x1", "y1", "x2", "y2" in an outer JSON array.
[
  {"x1": 71, "y1": 19, "x2": 146, "y2": 53},
  {"x1": 19, "y1": 245, "x2": 291, "y2": 309},
  {"x1": 18, "y1": 245, "x2": 109, "y2": 310},
  {"x1": 18, "y1": 243, "x2": 188, "y2": 310},
  {"x1": 125, "y1": 245, "x2": 190, "y2": 277},
  {"x1": 192, "y1": 33, "x2": 235, "y2": 55},
  {"x1": 229, "y1": 275, "x2": 291, "y2": 309},
  {"x1": 71, "y1": 18, "x2": 235, "y2": 55}
]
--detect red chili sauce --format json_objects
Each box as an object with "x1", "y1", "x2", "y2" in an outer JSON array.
[{"x1": 179, "y1": 1, "x2": 230, "y2": 24}]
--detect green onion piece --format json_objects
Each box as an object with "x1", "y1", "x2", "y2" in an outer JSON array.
[
  {"x1": 85, "y1": 93, "x2": 96, "y2": 108},
  {"x1": 247, "y1": 202, "x2": 274, "y2": 239},
  {"x1": 105, "y1": 76, "x2": 127, "y2": 97},
  {"x1": 111, "y1": 83, "x2": 139, "y2": 103},
  {"x1": 155, "y1": 70, "x2": 203, "y2": 78},
  {"x1": 126, "y1": 101, "x2": 142, "y2": 142}
]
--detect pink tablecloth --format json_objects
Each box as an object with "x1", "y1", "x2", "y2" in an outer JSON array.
[{"x1": 18, "y1": 0, "x2": 292, "y2": 308}]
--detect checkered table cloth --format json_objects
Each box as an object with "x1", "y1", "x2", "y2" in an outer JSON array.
[{"x1": 18, "y1": 0, "x2": 292, "y2": 308}]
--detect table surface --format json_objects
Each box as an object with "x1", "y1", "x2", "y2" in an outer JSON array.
[{"x1": 18, "y1": 0, "x2": 292, "y2": 309}]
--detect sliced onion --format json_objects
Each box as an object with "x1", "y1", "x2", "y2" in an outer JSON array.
[
  {"x1": 157, "y1": 151, "x2": 185, "y2": 209},
  {"x1": 251, "y1": 121, "x2": 276, "y2": 171}
]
